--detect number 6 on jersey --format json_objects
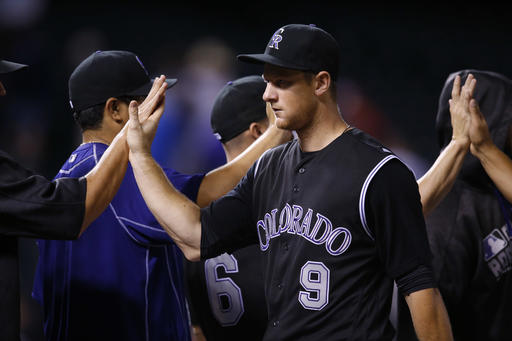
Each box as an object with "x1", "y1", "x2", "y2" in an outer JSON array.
[{"x1": 204, "y1": 253, "x2": 245, "y2": 326}]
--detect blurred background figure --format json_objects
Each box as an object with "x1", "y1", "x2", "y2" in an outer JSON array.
[{"x1": 152, "y1": 37, "x2": 235, "y2": 173}]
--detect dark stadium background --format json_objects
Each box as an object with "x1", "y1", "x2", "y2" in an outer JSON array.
[{"x1": 1, "y1": 1, "x2": 510, "y2": 339}]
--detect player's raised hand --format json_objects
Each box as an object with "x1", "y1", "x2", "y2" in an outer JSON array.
[
  {"x1": 127, "y1": 88, "x2": 167, "y2": 154},
  {"x1": 266, "y1": 102, "x2": 276, "y2": 125},
  {"x1": 449, "y1": 74, "x2": 476, "y2": 148},
  {"x1": 468, "y1": 98, "x2": 493, "y2": 155},
  {"x1": 138, "y1": 75, "x2": 167, "y2": 122},
  {"x1": 266, "y1": 101, "x2": 293, "y2": 143},
  {"x1": 127, "y1": 101, "x2": 148, "y2": 155}
]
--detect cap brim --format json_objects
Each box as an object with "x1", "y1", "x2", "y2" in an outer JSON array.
[
  {"x1": 127, "y1": 78, "x2": 178, "y2": 97},
  {"x1": 0, "y1": 60, "x2": 28, "y2": 74},
  {"x1": 237, "y1": 53, "x2": 309, "y2": 71}
]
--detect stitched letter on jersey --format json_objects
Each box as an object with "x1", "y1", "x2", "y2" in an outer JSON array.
[{"x1": 257, "y1": 203, "x2": 352, "y2": 256}]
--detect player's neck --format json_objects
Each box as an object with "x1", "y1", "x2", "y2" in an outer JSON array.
[
  {"x1": 81, "y1": 130, "x2": 113, "y2": 146},
  {"x1": 297, "y1": 106, "x2": 349, "y2": 152}
]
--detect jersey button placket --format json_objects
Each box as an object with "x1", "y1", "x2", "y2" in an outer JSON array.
[{"x1": 293, "y1": 166, "x2": 305, "y2": 193}]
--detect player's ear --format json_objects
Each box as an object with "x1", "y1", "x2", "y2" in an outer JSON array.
[
  {"x1": 249, "y1": 120, "x2": 268, "y2": 140},
  {"x1": 105, "y1": 97, "x2": 123, "y2": 123},
  {"x1": 314, "y1": 71, "x2": 331, "y2": 97}
]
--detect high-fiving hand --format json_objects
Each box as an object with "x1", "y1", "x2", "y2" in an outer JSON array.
[
  {"x1": 449, "y1": 73, "x2": 476, "y2": 149},
  {"x1": 127, "y1": 75, "x2": 167, "y2": 156}
]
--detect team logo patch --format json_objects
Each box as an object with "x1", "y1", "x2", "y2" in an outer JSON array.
[
  {"x1": 69, "y1": 154, "x2": 77, "y2": 163},
  {"x1": 268, "y1": 28, "x2": 284, "y2": 50},
  {"x1": 483, "y1": 225, "x2": 512, "y2": 280},
  {"x1": 483, "y1": 229, "x2": 508, "y2": 261}
]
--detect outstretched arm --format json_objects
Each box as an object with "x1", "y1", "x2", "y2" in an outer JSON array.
[
  {"x1": 418, "y1": 74, "x2": 475, "y2": 215},
  {"x1": 80, "y1": 76, "x2": 168, "y2": 234},
  {"x1": 405, "y1": 288, "x2": 453, "y2": 341},
  {"x1": 127, "y1": 98, "x2": 202, "y2": 260},
  {"x1": 196, "y1": 102, "x2": 291, "y2": 207},
  {"x1": 469, "y1": 99, "x2": 512, "y2": 202}
]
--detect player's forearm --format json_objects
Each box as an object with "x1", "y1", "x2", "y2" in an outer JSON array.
[
  {"x1": 473, "y1": 142, "x2": 512, "y2": 203},
  {"x1": 82, "y1": 127, "x2": 129, "y2": 235},
  {"x1": 196, "y1": 125, "x2": 288, "y2": 207},
  {"x1": 130, "y1": 151, "x2": 202, "y2": 260},
  {"x1": 405, "y1": 288, "x2": 453, "y2": 341},
  {"x1": 418, "y1": 139, "x2": 468, "y2": 216}
]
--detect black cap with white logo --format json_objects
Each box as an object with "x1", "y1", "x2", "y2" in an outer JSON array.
[
  {"x1": 237, "y1": 24, "x2": 340, "y2": 80},
  {"x1": 68, "y1": 50, "x2": 177, "y2": 111},
  {"x1": 0, "y1": 59, "x2": 28, "y2": 74},
  {"x1": 211, "y1": 75, "x2": 267, "y2": 143}
]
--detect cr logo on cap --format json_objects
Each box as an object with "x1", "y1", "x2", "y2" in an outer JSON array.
[{"x1": 268, "y1": 28, "x2": 284, "y2": 50}]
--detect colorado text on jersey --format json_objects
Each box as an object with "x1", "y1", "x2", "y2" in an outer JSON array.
[{"x1": 256, "y1": 203, "x2": 352, "y2": 256}]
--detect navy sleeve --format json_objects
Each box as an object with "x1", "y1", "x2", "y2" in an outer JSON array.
[
  {"x1": 200, "y1": 166, "x2": 257, "y2": 260},
  {"x1": 365, "y1": 158, "x2": 435, "y2": 295},
  {"x1": 0, "y1": 151, "x2": 85, "y2": 239},
  {"x1": 112, "y1": 164, "x2": 205, "y2": 246}
]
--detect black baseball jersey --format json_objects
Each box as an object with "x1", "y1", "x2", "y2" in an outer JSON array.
[
  {"x1": 184, "y1": 244, "x2": 267, "y2": 340},
  {"x1": 0, "y1": 149, "x2": 85, "y2": 340},
  {"x1": 200, "y1": 128, "x2": 433, "y2": 340}
]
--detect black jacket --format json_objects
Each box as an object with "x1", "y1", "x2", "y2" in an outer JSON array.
[
  {"x1": 398, "y1": 70, "x2": 512, "y2": 341},
  {"x1": 0, "y1": 150, "x2": 85, "y2": 341}
]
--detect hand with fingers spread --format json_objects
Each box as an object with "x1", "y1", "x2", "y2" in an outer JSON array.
[{"x1": 449, "y1": 74, "x2": 476, "y2": 148}]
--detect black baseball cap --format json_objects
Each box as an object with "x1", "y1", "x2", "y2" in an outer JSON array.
[
  {"x1": 237, "y1": 24, "x2": 340, "y2": 80},
  {"x1": 69, "y1": 50, "x2": 177, "y2": 111},
  {"x1": 0, "y1": 59, "x2": 28, "y2": 74},
  {"x1": 211, "y1": 75, "x2": 267, "y2": 143}
]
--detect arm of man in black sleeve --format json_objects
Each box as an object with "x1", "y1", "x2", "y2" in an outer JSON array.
[
  {"x1": 366, "y1": 158, "x2": 453, "y2": 341},
  {"x1": 0, "y1": 150, "x2": 86, "y2": 239}
]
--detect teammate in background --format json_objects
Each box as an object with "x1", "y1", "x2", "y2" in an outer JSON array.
[
  {"x1": 0, "y1": 58, "x2": 166, "y2": 341},
  {"x1": 397, "y1": 70, "x2": 512, "y2": 341},
  {"x1": 185, "y1": 75, "x2": 270, "y2": 341},
  {"x1": 126, "y1": 24, "x2": 453, "y2": 340},
  {"x1": 32, "y1": 51, "x2": 290, "y2": 341}
]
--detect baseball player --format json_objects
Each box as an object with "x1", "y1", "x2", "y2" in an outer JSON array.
[
  {"x1": 32, "y1": 51, "x2": 290, "y2": 341},
  {"x1": 0, "y1": 58, "x2": 166, "y2": 341},
  {"x1": 184, "y1": 75, "x2": 270, "y2": 341},
  {"x1": 126, "y1": 24, "x2": 453, "y2": 340},
  {"x1": 398, "y1": 70, "x2": 512, "y2": 341}
]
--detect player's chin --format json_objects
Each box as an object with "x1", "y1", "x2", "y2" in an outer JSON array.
[{"x1": 275, "y1": 118, "x2": 292, "y2": 130}]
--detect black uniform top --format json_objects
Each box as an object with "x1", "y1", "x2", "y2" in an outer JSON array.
[
  {"x1": 184, "y1": 245, "x2": 267, "y2": 341},
  {"x1": 201, "y1": 128, "x2": 433, "y2": 341},
  {"x1": 0, "y1": 150, "x2": 86, "y2": 341}
]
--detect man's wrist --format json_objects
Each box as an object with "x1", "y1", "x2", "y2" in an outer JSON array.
[
  {"x1": 450, "y1": 135, "x2": 470, "y2": 151},
  {"x1": 129, "y1": 150, "x2": 154, "y2": 165},
  {"x1": 471, "y1": 140, "x2": 496, "y2": 160}
]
